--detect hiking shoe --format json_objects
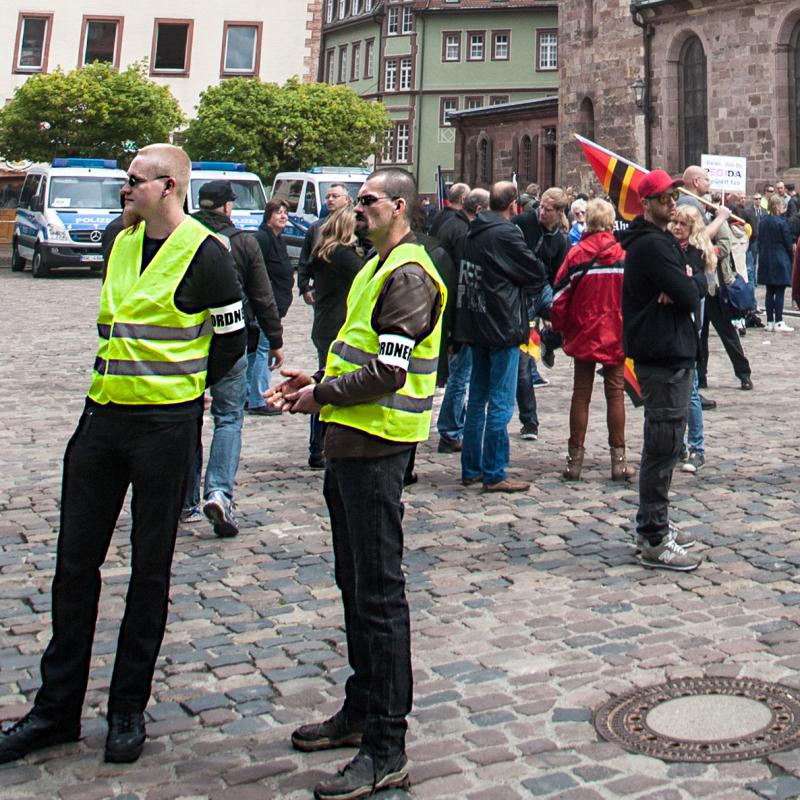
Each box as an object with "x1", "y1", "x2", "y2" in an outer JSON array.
[
  {"x1": 635, "y1": 523, "x2": 696, "y2": 552},
  {"x1": 203, "y1": 491, "x2": 239, "y2": 538},
  {"x1": 519, "y1": 423, "x2": 539, "y2": 440},
  {"x1": 0, "y1": 709, "x2": 80, "y2": 764},
  {"x1": 681, "y1": 451, "x2": 705, "y2": 474},
  {"x1": 437, "y1": 437, "x2": 462, "y2": 453},
  {"x1": 639, "y1": 538, "x2": 702, "y2": 571},
  {"x1": 291, "y1": 709, "x2": 364, "y2": 753},
  {"x1": 482, "y1": 478, "x2": 530, "y2": 493},
  {"x1": 179, "y1": 506, "x2": 204, "y2": 524},
  {"x1": 314, "y1": 750, "x2": 410, "y2": 800},
  {"x1": 104, "y1": 711, "x2": 145, "y2": 763}
]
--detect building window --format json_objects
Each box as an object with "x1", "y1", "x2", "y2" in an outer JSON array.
[
  {"x1": 81, "y1": 17, "x2": 121, "y2": 67},
  {"x1": 325, "y1": 49, "x2": 335, "y2": 83},
  {"x1": 396, "y1": 122, "x2": 409, "y2": 162},
  {"x1": 401, "y1": 8, "x2": 414, "y2": 35},
  {"x1": 537, "y1": 30, "x2": 557, "y2": 71},
  {"x1": 353, "y1": 0, "x2": 361, "y2": 13},
  {"x1": 384, "y1": 59, "x2": 397, "y2": 91},
  {"x1": 222, "y1": 23, "x2": 261, "y2": 75},
  {"x1": 351, "y1": 43, "x2": 361, "y2": 81},
  {"x1": 440, "y1": 96, "x2": 458, "y2": 127},
  {"x1": 152, "y1": 19, "x2": 193, "y2": 74},
  {"x1": 520, "y1": 134, "x2": 538, "y2": 184},
  {"x1": 338, "y1": 46, "x2": 348, "y2": 83},
  {"x1": 326, "y1": 0, "x2": 334, "y2": 24},
  {"x1": 465, "y1": 95, "x2": 483, "y2": 110},
  {"x1": 479, "y1": 137, "x2": 491, "y2": 184},
  {"x1": 366, "y1": 0, "x2": 374, "y2": 10},
  {"x1": 468, "y1": 32, "x2": 485, "y2": 62},
  {"x1": 680, "y1": 36, "x2": 708, "y2": 168},
  {"x1": 383, "y1": 127, "x2": 394, "y2": 162},
  {"x1": 399, "y1": 57, "x2": 412, "y2": 90},
  {"x1": 490, "y1": 95, "x2": 508, "y2": 106},
  {"x1": 365, "y1": 39, "x2": 375, "y2": 78},
  {"x1": 442, "y1": 32, "x2": 461, "y2": 62},
  {"x1": 14, "y1": 14, "x2": 53, "y2": 73},
  {"x1": 387, "y1": 8, "x2": 399, "y2": 35},
  {"x1": 492, "y1": 31, "x2": 510, "y2": 61},
  {"x1": 339, "y1": 0, "x2": 347, "y2": 19}
]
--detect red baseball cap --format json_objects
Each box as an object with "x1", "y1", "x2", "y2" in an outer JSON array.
[{"x1": 638, "y1": 169, "x2": 684, "y2": 199}]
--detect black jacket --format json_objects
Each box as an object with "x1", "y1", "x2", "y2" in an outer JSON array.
[
  {"x1": 429, "y1": 206, "x2": 456, "y2": 238},
  {"x1": 309, "y1": 244, "x2": 363, "y2": 350},
  {"x1": 455, "y1": 211, "x2": 547, "y2": 347},
  {"x1": 511, "y1": 210, "x2": 568, "y2": 286},
  {"x1": 619, "y1": 217, "x2": 708, "y2": 368},
  {"x1": 192, "y1": 210, "x2": 283, "y2": 350},
  {"x1": 253, "y1": 224, "x2": 294, "y2": 318}
]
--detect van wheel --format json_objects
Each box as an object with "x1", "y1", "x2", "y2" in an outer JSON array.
[
  {"x1": 11, "y1": 240, "x2": 26, "y2": 272},
  {"x1": 31, "y1": 247, "x2": 50, "y2": 278}
]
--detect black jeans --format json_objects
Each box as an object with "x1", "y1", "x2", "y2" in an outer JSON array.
[
  {"x1": 699, "y1": 293, "x2": 751, "y2": 383},
  {"x1": 323, "y1": 450, "x2": 412, "y2": 757},
  {"x1": 309, "y1": 339, "x2": 332, "y2": 459},
  {"x1": 636, "y1": 365, "x2": 693, "y2": 546},
  {"x1": 516, "y1": 351, "x2": 539, "y2": 428},
  {"x1": 35, "y1": 409, "x2": 199, "y2": 722}
]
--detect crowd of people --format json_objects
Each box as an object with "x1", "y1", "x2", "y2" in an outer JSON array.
[{"x1": 2, "y1": 143, "x2": 798, "y2": 800}]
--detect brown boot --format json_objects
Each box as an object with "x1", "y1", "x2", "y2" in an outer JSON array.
[
  {"x1": 610, "y1": 446, "x2": 636, "y2": 481},
  {"x1": 562, "y1": 446, "x2": 585, "y2": 480}
]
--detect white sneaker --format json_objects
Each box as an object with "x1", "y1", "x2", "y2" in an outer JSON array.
[
  {"x1": 765, "y1": 322, "x2": 775, "y2": 332},
  {"x1": 774, "y1": 321, "x2": 794, "y2": 332}
]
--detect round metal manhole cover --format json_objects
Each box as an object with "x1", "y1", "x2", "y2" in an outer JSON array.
[{"x1": 594, "y1": 677, "x2": 800, "y2": 762}]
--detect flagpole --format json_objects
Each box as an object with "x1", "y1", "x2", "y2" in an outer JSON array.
[{"x1": 677, "y1": 187, "x2": 745, "y2": 225}]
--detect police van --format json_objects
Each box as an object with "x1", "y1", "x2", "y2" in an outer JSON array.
[
  {"x1": 188, "y1": 162, "x2": 268, "y2": 232},
  {"x1": 13, "y1": 158, "x2": 128, "y2": 277},
  {"x1": 271, "y1": 166, "x2": 369, "y2": 225}
]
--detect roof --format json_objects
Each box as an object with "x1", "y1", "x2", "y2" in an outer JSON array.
[{"x1": 447, "y1": 95, "x2": 558, "y2": 121}]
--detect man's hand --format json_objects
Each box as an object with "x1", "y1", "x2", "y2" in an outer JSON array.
[
  {"x1": 264, "y1": 369, "x2": 314, "y2": 411},
  {"x1": 715, "y1": 205, "x2": 732, "y2": 221},
  {"x1": 302, "y1": 290, "x2": 315, "y2": 305},
  {"x1": 657, "y1": 292, "x2": 674, "y2": 305},
  {"x1": 269, "y1": 347, "x2": 285, "y2": 371},
  {"x1": 284, "y1": 384, "x2": 322, "y2": 414}
]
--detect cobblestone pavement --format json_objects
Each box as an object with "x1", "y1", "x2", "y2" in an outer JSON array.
[{"x1": 1, "y1": 262, "x2": 800, "y2": 800}]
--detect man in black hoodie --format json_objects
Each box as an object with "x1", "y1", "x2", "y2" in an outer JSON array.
[
  {"x1": 456, "y1": 181, "x2": 547, "y2": 492},
  {"x1": 620, "y1": 169, "x2": 710, "y2": 572},
  {"x1": 187, "y1": 180, "x2": 284, "y2": 537}
]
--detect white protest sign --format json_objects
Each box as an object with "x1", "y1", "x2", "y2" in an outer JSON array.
[{"x1": 701, "y1": 154, "x2": 747, "y2": 193}]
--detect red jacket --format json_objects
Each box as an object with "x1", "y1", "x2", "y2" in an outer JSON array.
[{"x1": 550, "y1": 230, "x2": 625, "y2": 365}]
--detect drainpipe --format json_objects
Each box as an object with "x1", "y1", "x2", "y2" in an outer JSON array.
[
  {"x1": 412, "y1": 5, "x2": 429, "y2": 185},
  {"x1": 630, "y1": 2, "x2": 653, "y2": 169}
]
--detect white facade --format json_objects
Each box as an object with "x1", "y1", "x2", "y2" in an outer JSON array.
[{"x1": 3, "y1": 1, "x2": 318, "y2": 116}]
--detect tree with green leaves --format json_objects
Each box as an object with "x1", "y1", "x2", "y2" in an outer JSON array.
[
  {"x1": 184, "y1": 77, "x2": 390, "y2": 182},
  {"x1": 0, "y1": 62, "x2": 184, "y2": 164}
]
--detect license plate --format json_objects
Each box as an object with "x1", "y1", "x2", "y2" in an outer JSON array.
[{"x1": 81, "y1": 255, "x2": 104, "y2": 263}]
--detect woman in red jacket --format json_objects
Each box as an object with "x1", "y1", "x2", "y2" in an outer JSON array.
[{"x1": 550, "y1": 198, "x2": 635, "y2": 482}]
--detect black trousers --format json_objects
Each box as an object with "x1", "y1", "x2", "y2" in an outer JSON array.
[
  {"x1": 324, "y1": 450, "x2": 412, "y2": 757},
  {"x1": 35, "y1": 409, "x2": 199, "y2": 722},
  {"x1": 699, "y1": 293, "x2": 751, "y2": 383},
  {"x1": 636, "y1": 365, "x2": 693, "y2": 546}
]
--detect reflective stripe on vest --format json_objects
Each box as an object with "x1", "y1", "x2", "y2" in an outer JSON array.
[
  {"x1": 320, "y1": 242, "x2": 447, "y2": 442},
  {"x1": 88, "y1": 217, "x2": 214, "y2": 406}
]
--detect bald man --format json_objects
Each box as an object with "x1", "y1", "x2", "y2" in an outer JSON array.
[{"x1": 0, "y1": 144, "x2": 246, "y2": 766}]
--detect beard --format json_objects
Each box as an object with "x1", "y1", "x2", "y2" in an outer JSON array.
[{"x1": 122, "y1": 203, "x2": 142, "y2": 229}]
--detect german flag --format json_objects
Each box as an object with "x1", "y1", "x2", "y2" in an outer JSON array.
[
  {"x1": 520, "y1": 325, "x2": 541, "y2": 361},
  {"x1": 575, "y1": 134, "x2": 649, "y2": 221},
  {"x1": 598, "y1": 358, "x2": 643, "y2": 408}
]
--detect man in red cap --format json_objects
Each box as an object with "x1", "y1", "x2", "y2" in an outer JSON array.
[{"x1": 619, "y1": 169, "x2": 714, "y2": 572}]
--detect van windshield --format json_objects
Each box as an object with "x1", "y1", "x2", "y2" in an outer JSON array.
[
  {"x1": 191, "y1": 179, "x2": 266, "y2": 211},
  {"x1": 49, "y1": 177, "x2": 126, "y2": 210},
  {"x1": 320, "y1": 181, "x2": 364, "y2": 203}
]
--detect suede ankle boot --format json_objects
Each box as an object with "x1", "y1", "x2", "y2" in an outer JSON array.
[
  {"x1": 610, "y1": 446, "x2": 636, "y2": 482},
  {"x1": 562, "y1": 446, "x2": 585, "y2": 480}
]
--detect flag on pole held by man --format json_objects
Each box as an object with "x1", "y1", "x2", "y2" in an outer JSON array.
[
  {"x1": 575, "y1": 134, "x2": 649, "y2": 221},
  {"x1": 435, "y1": 165, "x2": 447, "y2": 210}
]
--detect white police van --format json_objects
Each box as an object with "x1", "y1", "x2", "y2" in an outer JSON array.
[
  {"x1": 188, "y1": 162, "x2": 268, "y2": 232},
  {"x1": 271, "y1": 166, "x2": 369, "y2": 226},
  {"x1": 13, "y1": 158, "x2": 128, "y2": 277}
]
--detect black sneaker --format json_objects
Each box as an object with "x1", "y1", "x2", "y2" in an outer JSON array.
[
  {"x1": 0, "y1": 709, "x2": 80, "y2": 764},
  {"x1": 314, "y1": 750, "x2": 410, "y2": 800},
  {"x1": 291, "y1": 709, "x2": 364, "y2": 752},
  {"x1": 308, "y1": 453, "x2": 326, "y2": 470},
  {"x1": 699, "y1": 394, "x2": 717, "y2": 410},
  {"x1": 519, "y1": 423, "x2": 539, "y2": 440},
  {"x1": 203, "y1": 491, "x2": 239, "y2": 538},
  {"x1": 104, "y1": 711, "x2": 145, "y2": 763}
]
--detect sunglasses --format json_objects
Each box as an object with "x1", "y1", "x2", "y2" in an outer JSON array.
[
  {"x1": 126, "y1": 174, "x2": 171, "y2": 187},
  {"x1": 355, "y1": 194, "x2": 398, "y2": 207},
  {"x1": 649, "y1": 190, "x2": 680, "y2": 204}
]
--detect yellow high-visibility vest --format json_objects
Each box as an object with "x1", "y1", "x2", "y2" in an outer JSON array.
[
  {"x1": 88, "y1": 217, "x2": 214, "y2": 405},
  {"x1": 320, "y1": 242, "x2": 446, "y2": 442}
]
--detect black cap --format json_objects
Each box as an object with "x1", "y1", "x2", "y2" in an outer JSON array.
[{"x1": 198, "y1": 180, "x2": 236, "y2": 208}]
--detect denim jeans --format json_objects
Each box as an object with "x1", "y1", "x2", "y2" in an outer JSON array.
[
  {"x1": 324, "y1": 450, "x2": 412, "y2": 757},
  {"x1": 686, "y1": 368, "x2": 704, "y2": 456},
  {"x1": 765, "y1": 284, "x2": 786, "y2": 323},
  {"x1": 246, "y1": 330, "x2": 270, "y2": 410},
  {"x1": 746, "y1": 246, "x2": 757, "y2": 287},
  {"x1": 36, "y1": 410, "x2": 199, "y2": 721},
  {"x1": 516, "y1": 351, "x2": 539, "y2": 428},
  {"x1": 436, "y1": 346, "x2": 472, "y2": 443},
  {"x1": 461, "y1": 345, "x2": 520, "y2": 485},
  {"x1": 635, "y1": 365, "x2": 694, "y2": 546}
]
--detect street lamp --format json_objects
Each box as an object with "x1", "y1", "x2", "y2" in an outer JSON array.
[{"x1": 631, "y1": 77, "x2": 646, "y2": 110}]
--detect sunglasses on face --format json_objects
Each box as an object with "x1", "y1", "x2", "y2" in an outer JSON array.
[
  {"x1": 127, "y1": 174, "x2": 171, "y2": 187},
  {"x1": 355, "y1": 194, "x2": 398, "y2": 207},
  {"x1": 649, "y1": 190, "x2": 680, "y2": 204}
]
